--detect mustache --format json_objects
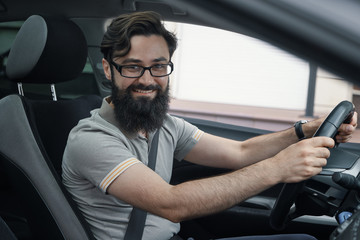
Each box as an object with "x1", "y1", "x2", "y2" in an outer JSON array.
[{"x1": 127, "y1": 84, "x2": 162, "y2": 92}]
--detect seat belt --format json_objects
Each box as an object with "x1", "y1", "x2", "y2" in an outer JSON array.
[{"x1": 124, "y1": 129, "x2": 160, "y2": 240}]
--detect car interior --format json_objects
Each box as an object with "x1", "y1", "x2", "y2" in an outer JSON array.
[{"x1": 0, "y1": 1, "x2": 360, "y2": 240}]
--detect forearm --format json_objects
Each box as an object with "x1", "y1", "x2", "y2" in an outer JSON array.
[
  {"x1": 239, "y1": 128, "x2": 297, "y2": 166},
  {"x1": 108, "y1": 162, "x2": 277, "y2": 223},
  {"x1": 239, "y1": 118, "x2": 322, "y2": 167},
  {"x1": 155, "y1": 160, "x2": 279, "y2": 222}
]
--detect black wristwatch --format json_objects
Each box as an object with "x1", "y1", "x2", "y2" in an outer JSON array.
[{"x1": 294, "y1": 120, "x2": 308, "y2": 141}]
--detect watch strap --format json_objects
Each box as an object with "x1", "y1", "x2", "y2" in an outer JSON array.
[{"x1": 294, "y1": 120, "x2": 308, "y2": 140}]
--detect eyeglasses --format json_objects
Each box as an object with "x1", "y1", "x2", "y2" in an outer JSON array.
[{"x1": 110, "y1": 61, "x2": 174, "y2": 78}]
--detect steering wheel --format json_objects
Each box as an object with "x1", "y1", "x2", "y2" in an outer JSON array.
[{"x1": 269, "y1": 100, "x2": 354, "y2": 231}]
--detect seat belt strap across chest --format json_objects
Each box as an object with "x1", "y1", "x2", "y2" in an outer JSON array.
[{"x1": 124, "y1": 129, "x2": 160, "y2": 240}]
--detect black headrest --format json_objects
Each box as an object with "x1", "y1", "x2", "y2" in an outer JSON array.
[{"x1": 6, "y1": 15, "x2": 87, "y2": 84}]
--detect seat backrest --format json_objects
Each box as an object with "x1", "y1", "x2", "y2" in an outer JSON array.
[
  {"x1": 6, "y1": 15, "x2": 87, "y2": 85},
  {"x1": 0, "y1": 216, "x2": 16, "y2": 240},
  {"x1": 0, "y1": 15, "x2": 101, "y2": 239}
]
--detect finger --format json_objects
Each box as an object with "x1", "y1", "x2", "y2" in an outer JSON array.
[
  {"x1": 337, "y1": 111, "x2": 357, "y2": 133},
  {"x1": 305, "y1": 164, "x2": 326, "y2": 178},
  {"x1": 338, "y1": 124, "x2": 356, "y2": 135},
  {"x1": 351, "y1": 112, "x2": 358, "y2": 126},
  {"x1": 336, "y1": 134, "x2": 352, "y2": 143},
  {"x1": 312, "y1": 166, "x2": 324, "y2": 176},
  {"x1": 308, "y1": 136, "x2": 335, "y2": 148},
  {"x1": 315, "y1": 148, "x2": 331, "y2": 159},
  {"x1": 319, "y1": 158, "x2": 327, "y2": 167}
]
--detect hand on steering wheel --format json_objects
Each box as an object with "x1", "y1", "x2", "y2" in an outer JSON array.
[{"x1": 269, "y1": 100, "x2": 355, "y2": 231}]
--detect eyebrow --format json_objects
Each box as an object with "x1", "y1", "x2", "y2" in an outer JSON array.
[
  {"x1": 120, "y1": 58, "x2": 142, "y2": 64},
  {"x1": 119, "y1": 57, "x2": 169, "y2": 65}
]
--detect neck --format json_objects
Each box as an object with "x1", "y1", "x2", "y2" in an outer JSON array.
[{"x1": 139, "y1": 130, "x2": 148, "y2": 138}]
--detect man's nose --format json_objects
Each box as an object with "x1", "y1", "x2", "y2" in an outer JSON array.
[{"x1": 138, "y1": 69, "x2": 154, "y2": 85}]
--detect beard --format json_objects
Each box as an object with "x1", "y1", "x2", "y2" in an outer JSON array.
[{"x1": 111, "y1": 81, "x2": 170, "y2": 134}]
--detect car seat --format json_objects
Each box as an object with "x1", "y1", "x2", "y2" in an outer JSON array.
[
  {"x1": 0, "y1": 216, "x2": 16, "y2": 240},
  {"x1": 0, "y1": 15, "x2": 101, "y2": 239}
]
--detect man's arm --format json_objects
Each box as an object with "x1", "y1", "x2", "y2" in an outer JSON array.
[
  {"x1": 185, "y1": 114, "x2": 357, "y2": 169},
  {"x1": 108, "y1": 136, "x2": 333, "y2": 223},
  {"x1": 107, "y1": 113, "x2": 356, "y2": 223}
]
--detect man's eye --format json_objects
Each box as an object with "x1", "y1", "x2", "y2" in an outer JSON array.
[
  {"x1": 124, "y1": 66, "x2": 141, "y2": 72},
  {"x1": 152, "y1": 64, "x2": 166, "y2": 70}
]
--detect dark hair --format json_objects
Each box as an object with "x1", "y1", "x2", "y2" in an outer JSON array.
[{"x1": 101, "y1": 11, "x2": 177, "y2": 61}]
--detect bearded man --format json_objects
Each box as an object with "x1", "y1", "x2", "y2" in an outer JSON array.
[{"x1": 62, "y1": 11, "x2": 358, "y2": 240}]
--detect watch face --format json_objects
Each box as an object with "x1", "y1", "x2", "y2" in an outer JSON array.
[{"x1": 300, "y1": 120, "x2": 308, "y2": 124}]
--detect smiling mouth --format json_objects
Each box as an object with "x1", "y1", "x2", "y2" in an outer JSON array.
[
  {"x1": 129, "y1": 84, "x2": 161, "y2": 98},
  {"x1": 133, "y1": 89, "x2": 155, "y2": 94}
]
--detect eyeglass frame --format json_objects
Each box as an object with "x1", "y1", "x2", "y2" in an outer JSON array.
[{"x1": 110, "y1": 61, "x2": 174, "y2": 78}]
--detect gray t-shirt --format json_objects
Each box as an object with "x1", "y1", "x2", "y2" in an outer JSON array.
[{"x1": 62, "y1": 98, "x2": 203, "y2": 240}]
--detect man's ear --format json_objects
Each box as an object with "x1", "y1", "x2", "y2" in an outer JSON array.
[{"x1": 102, "y1": 58, "x2": 112, "y2": 80}]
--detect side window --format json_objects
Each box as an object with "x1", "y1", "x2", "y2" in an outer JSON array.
[
  {"x1": 165, "y1": 22, "x2": 359, "y2": 142},
  {"x1": 0, "y1": 21, "x2": 100, "y2": 100},
  {"x1": 167, "y1": 22, "x2": 354, "y2": 113}
]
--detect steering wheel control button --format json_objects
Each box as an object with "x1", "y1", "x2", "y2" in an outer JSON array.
[{"x1": 294, "y1": 120, "x2": 308, "y2": 141}]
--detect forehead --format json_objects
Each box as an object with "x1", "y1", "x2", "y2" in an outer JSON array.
[{"x1": 114, "y1": 35, "x2": 170, "y2": 62}]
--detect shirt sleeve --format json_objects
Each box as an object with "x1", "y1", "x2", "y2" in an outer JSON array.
[
  {"x1": 99, "y1": 157, "x2": 141, "y2": 192},
  {"x1": 64, "y1": 126, "x2": 143, "y2": 194},
  {"x1": 169, "y1": 116, "x2": 204, "y2": 161}
]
